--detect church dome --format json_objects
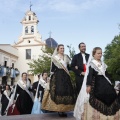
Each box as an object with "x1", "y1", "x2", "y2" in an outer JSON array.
[{"x1": 45, "y1": 38, "x2": 58, "y2": 48}]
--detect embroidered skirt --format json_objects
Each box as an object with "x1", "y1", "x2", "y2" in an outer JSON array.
[{"x1": 41, "y1": 90, "x2": 74, "y2": 112}]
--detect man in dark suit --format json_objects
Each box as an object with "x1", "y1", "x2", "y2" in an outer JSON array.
[{"x1": 71, "y1": 42, "x2": 89, "y2": 95}]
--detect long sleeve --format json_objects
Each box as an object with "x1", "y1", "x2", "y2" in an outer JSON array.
[
  {"x1": 86, "y1": 66, "x2": 94, "y2": 86},
  {"x1": 9, "y1": 91, "x2": 12, "y2": 98},
  {"x1": 37, "y1": 84, "x2": 40, "y2": 98},
  {"x1": 14, "y1": 85, "x2": 19, "y2": 100},
  {"x1": 51, "y1": 62, "x2": 57, "y2": 72},
  {"x1": 28, "y1": 85, "x2": 33, "y2": 92},
  {"x1": 1, "y1": 94, "x2": 3, "y2": 103},
  {"x1": 32, "y1": 82, "x2": 38, "y2": 96},
  {"x1": 37, "y1": 84, "x2": 44, "y2": 103},
  {"x1": 67, "y1": 64, "x2": 71, "y2": 70},
  {"x1": 28, "y1": 87, "x2": 32, "y2": 92},
  {"x1": 1, "y1": 89, "x2": 4, "y2": 94},
  {"x1": 32, "y1": 82, "x2": 37, "y2": 90},
  {"x1": 71, "y1": 55, "x2": 82, "y2": 76},
  {"x1": 105, "y1": 71, "x2": 112, "y2": 81}
]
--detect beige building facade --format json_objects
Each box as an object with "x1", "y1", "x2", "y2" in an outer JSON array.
[{"x1": 0, "y1": 44, "x2": 18, "y2": 84}]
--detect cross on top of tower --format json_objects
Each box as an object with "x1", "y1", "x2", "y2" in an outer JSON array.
[
  {"x1": 48, "y1": 31, "x2": 52, "y2": 38},
  {"x1": 30, "y1": 1, "x2": 33, "y2": 11}
]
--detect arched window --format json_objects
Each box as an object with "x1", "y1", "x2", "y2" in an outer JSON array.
[
  {"x1": 31, "y1": 26, "x2": 34, "y2": 33},
  {"x1": 29, "y1": 16, "x2": 31, "y2": 20},
  {"x1": 25, "y1": 26, "x2": 28, "y2": 33}
]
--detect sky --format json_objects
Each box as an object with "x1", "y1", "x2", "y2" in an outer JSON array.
[{"x1": 0, "y1": 0, "x2": 120, "y2": 55}]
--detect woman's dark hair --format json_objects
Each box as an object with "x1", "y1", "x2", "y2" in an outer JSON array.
[
  {"x1": 28, "y1": 78, "x2": 31, "y2": 83},
  {"x1": 38, "y1": 74, "x2": 40, "y2": 78},
  {"x1": 42, "y1": 70, "x2": 48, "y2": 76},
  {"x1": 78, "y1": 42, "x2": 85, "y2": 48},
  {"x1": 6, "y1": 84, "x2": 11, "y2": 90},
  {"x1": 21, "y1": 72, "x2": 27, "y2": 77},
  {"x1": 92, "y1": 47, "x2": 102, "y2": 56},
  {"x1": 57, "y1": 44, "x2": 64, "y2": 51}
]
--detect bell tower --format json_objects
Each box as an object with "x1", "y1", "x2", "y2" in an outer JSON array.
[
  {"x1": 13, "y1": 7, "x2": 45, "y2": 84},
  {"x1": 21, "y1": 10, "x2": 39, "y2": 36},
  {"x1": 13, "y1": 9, "x2": 43, "y2": 46}
]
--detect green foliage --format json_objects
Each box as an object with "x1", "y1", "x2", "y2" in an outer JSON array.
[
  {"x1": 67, "y1": 44, "x2": 76, "y2": 59},
  {"x1": 69, "y1": 71, "x2": 76, "y2": 84},
  {"x1": 28, "y1": 46, "x2": 54, "y2": 75},
  {"x1": 104, "y1": 34, "x2": 120, "y2": 81},
  {"x1": 67, "y1": 44, "x2": 76, "y2": 83}
]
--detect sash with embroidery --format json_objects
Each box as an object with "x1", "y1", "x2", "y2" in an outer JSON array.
[
  {"x1": 5, "y1": 86, "x2": 17, "y2": 115},
  {"x1": 90, "y1": 60, "x2": 112, "y2": 85},
  {"x1": 39, "y1": 78, "x2": 47, "y2": 89},
  {"x1": 3, "y1": 90, "x2": 10, "y2": 100},
  {"x1": 17, "y1": 80, "x2": 34, "y2": 101},
  {"x1": 52, "y1": 55, "x2": 70, "y2": 75}
]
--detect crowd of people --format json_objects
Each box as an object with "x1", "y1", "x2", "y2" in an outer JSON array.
[{"x1": 0, "y1": 42, "x2": 120, "y2": 120}]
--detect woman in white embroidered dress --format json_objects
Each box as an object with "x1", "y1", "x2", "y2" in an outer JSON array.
[
  {"x1": 42, "y1": 44, "x2": 76, "y2": 117},
  {"x1": 74, "y1": 47, "x2": 120, "y2": 120}
]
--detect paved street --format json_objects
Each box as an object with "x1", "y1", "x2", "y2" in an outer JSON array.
[{"x1": 0, "y1": 113, "x2": 75, "y2": 120}]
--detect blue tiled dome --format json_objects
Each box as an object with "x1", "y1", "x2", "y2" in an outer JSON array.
[{"x1": 45, "y1": 38, "x2": 58, "y2": 48}]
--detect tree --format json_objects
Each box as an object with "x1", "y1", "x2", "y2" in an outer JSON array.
[
  {"x1": 67, "y1": 44, "x2": 76, "y2": 59},
  {"x1": 67, "y1": 44, "x2": 76, "y2": 83},
  {"x1": 28, "y1": 46, "x2": 54, "y2": 75},
  {"x1": 104, "y1": 34, "x2": 120, "y2": 81}
]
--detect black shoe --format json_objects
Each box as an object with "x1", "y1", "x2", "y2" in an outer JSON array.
[
  {"x1": 58, "y1": 112, "x2": 67, "y2": 117},
  {"x1": 62, "y1": 112, "x2": 67, "y2": 117},
  {"x1": 58, "y1": 112, "x2": 63, "y2": 117}
]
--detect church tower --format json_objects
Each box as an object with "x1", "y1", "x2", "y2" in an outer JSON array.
[
  {"x1": 13, "y1": 9, "x2": 45, "y2": 83},
  {"x1": 20, "y1": 10, "x2": 42, "y2": 42},
  {"x1": 14, "y1": 9, "x2": 44, "y2": 46}
]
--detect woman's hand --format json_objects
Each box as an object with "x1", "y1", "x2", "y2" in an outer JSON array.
[
  {"x1": 75, "y1": 66, "x2": 78, "y2": 69},
  {"x1": 47, "y1": 77, "x2": 50, "y2": 83},
  {"x1": 13, "y1": 100, "x2": 16, "y2": 104},
  {"x1": 86, "y1": 86, "x2": 91, "y2": 93}
]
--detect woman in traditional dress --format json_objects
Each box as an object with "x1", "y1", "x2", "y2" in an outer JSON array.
[
  {"x1": 31, "y1": 71, "x2": 49, "y2": 114},
  {"x1": 42, "y1": 44, "x2": 76, "y2": 117},
  {"x1": 13, "y1": 72, "x2": 33, "y2": 115},
  {"x1": 74, "y1": 47, "x2": 120, "y2": 120},
  {"x1": 37, "y1": 71, "x2": 49, "y2": 103},
  {"x1": 1, "y1": 85, "x2": 11, "y2": 115}
]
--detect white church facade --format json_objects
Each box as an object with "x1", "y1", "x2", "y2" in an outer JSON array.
[
  {"x1": 0, "y1": 9, "x2": 57, "y2": 85},
  {"x1": 13, "y1": 10, "x2": 46, "y2": 83}
]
